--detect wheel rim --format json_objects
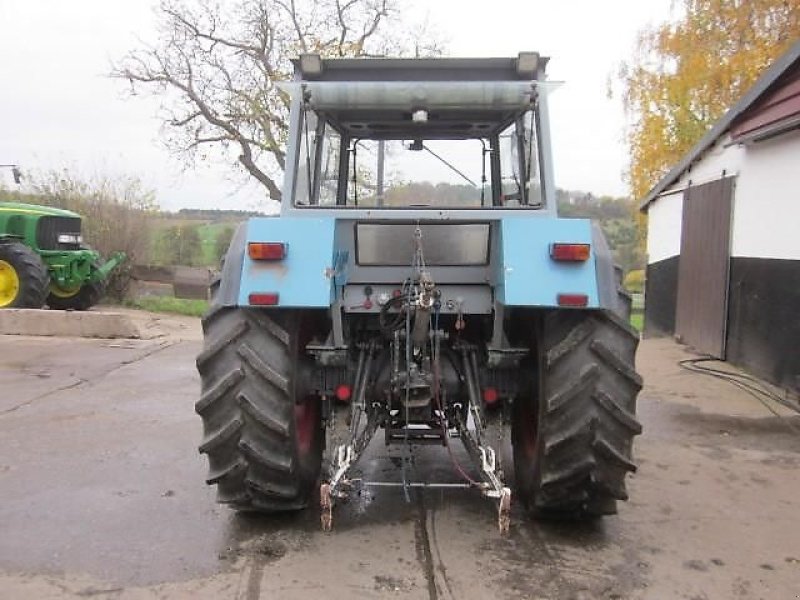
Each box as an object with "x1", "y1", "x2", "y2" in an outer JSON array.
[
  {"x1": 517, "y1": 396, "x2": 540, "y2": 464},
  {"x1": 294, "y1": 400, "x2": 318, "y2": 456},
  {"x1": 49, "y1": 284, "x2": 81, "y2": 299},
  {"x1": 0, "y1": 259, "x2": 20, "y2": 307},
  {"x1": 512, "y1": 383, "x2": 542, "y2": 503},
  {"x1": 294, "y1": 315, "x2": 321, "y2": 460}
]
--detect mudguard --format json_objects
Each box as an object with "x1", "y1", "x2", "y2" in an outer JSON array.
[
  {"x1": 591, "y1": 222, "x2": 627, "y2": 313},
  {"x1": 215, "y1": 217, "x2": 336, "y2": 308},
  {"x1": 498, "y1": 217, "x2": 606, "y2": 308}
]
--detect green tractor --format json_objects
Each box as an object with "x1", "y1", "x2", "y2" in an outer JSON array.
[{"x1": 0, "y1": 202, "x2": 125, "y2": 310}]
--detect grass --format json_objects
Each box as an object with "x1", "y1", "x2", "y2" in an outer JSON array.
[
  {"x1": 631, "y1": 292, "x2": 645, "y2": 311},
  {"x1": 124, "y1": 296, "x2": 209, "y2": 317},
  {"x1": 629, "y1": 292, "x2": 644, "y2": 332},
  {"x1": 197, "y1": 222, "x2": 231, "y2": 265}
]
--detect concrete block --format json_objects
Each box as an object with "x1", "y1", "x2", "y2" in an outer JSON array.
[{"x1": 0, "y1": 309, "x2": 155, "y2": 339}]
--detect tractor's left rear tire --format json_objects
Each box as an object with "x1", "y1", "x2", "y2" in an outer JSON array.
[
  {"x1": 512, "y1": 266, "x2": 642, "y2": 519},
  {"x1": 47, "y1": 280, "x2": 105, "y2": 311},
  {"x1": 196, "y1": 307, "x2": 324, "y2": 511}
]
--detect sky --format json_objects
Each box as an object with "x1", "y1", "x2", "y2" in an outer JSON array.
[{"x1": 0, "y1": 0, "x2": 674, "y2": 211}]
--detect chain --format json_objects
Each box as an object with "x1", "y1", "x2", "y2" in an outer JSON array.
[{"x1": 412, "y1": 224, "x2": 426, "y2": 275}]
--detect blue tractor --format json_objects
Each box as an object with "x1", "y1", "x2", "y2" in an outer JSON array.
[{"x1": 196, "y1": 53, "x2": 642, "y2": 532}]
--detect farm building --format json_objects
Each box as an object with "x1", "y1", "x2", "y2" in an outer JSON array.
[{"x1": 640, "y1": 40, "x2": 800, "y2": 393}]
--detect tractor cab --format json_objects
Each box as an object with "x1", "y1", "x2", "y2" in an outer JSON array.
[{"x1": 283, "y1": 53, "x2": 558, "y2": 213}]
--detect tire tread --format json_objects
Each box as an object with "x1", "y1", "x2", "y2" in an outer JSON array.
[
  {"x1": 196, "y1": 306, "x2": 321, "y2": 512},
  {"x1": 514, "y1": 267, "x2": 642, "y2": 519}
]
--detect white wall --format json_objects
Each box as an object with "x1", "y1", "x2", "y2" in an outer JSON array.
[
  {"x1": 731, "y1": 128, "x2": 800, "y2": 260},
  {"x1": 646, "y1": 128, "x2": 800, "y2": 262},
  {"x1": 671, "y1": 136, "x2": 745, "y2": 189},
  {"x1": 647, "y1": 136, "x2": 742, "y2": 265},
  {"x1": 646, "y1": 191, "x2": 684, "y2": 264}
]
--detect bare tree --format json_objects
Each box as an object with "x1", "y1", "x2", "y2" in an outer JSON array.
[{"x1": 112, "y1": 0, "x2": 442, "y2": 202}]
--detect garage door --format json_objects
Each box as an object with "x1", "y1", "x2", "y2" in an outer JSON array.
[{"x1": 675, "y1": 177, "x2": 734, "y2": 358}]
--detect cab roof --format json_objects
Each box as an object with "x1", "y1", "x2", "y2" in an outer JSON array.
[
  {"x1": 293, "y1": 53, "x2": 549, "y2": 82},
  {"x1": 289, "y1": 53, "x2": 554, "y2": 140}
]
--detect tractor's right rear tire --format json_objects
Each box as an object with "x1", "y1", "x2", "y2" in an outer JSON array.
[
  {"x1": 0, "y1": 242, "x2": 49, "y2": 309},
  {"x1": 512, "y1": 308, "x2": 643, "y2": 518},
  {"x1": 195, "y1": 307, "x2": 324, "y2": 511}
]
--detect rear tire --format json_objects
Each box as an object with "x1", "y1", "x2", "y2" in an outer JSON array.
[
  {"x1": 0, "y1": 242, "x2": 49, "y2": 309},
  {"x1": 196, "y1": 307, "x2": 323, "y2": 511},
  {"x1": 513, "y1": 278, "x2": 642, "y2": 518}
]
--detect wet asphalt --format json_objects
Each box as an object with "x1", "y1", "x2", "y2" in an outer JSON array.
[{"x1": 1, "y1": 321, "x2": 799, "y2": 599}]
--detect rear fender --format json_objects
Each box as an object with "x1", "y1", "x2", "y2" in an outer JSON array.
[
  {"x1": 498, "y1": 217, "x2": 618, "y2": 311},
  {"x1": 591, "y1": 222, "x2": 626, "y2": 313},
  {"x1": 216, "y1": 217, "x2": 337, "y2": 308}
]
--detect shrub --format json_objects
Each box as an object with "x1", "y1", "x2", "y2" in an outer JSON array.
[
  {"x1": 214, "y1": 225, "x2": 235, "y2": 263},
  {"x1": 624, "y1": 269, "x2": 645, "y2": 293},
  {"x1": 154, "y1": 223, "x2": 203, "y2": 266}
]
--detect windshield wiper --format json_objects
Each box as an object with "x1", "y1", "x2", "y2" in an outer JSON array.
[{"x1": 421, "y1": 144, "x2": 477, "y2": 187}]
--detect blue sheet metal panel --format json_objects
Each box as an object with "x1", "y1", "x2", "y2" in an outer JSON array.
[
  {"x1": 238, "y1": 217, "x2": 336, "y2": 307},
  {"x1": 499, "y1": 218, "x2": 599, "y2": 307}
]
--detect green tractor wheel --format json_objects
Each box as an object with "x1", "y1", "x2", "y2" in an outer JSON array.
[
  {"x1": 47, "y1": 279, "x2": 105, "y2": 311},
  {"x1": 0, "y1": 241, "x2": 49, "y2": 309}
]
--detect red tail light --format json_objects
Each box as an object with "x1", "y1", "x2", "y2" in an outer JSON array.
[
  {"x1": 335, "y1": 384, "x2": 352, "y2": 403},
  {"x1": 557, "y1": 293, "x2": 589, "y2": 307},
  {"x1": 551, "y1": 243, "x2": 590, "y2": 262},
  {"x1": 248, "y1": 242, "x2": 287, "y2": 261},
  {"x1": 249, "y1": 292, "x2": 280, "y2": 306},
  {"x1": 483, "y1": 387, "x2": 499, "y2": 406}
]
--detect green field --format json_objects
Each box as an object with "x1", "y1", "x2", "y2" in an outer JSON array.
[
  {"x1": 197, "y1": 222, "x2": 232, "y2": 265},
  {"x1": 148, "y1": 218, "x2": 238, "y2": 267}
]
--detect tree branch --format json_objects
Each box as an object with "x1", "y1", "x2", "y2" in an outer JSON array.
[{"x1": 111, "y1": 0, "x2": 424, "y2": 204}]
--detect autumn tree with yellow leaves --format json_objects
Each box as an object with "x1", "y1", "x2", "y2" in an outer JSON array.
[{"x1": 618, "y1": 0, "x2": 800, "y2": 205}]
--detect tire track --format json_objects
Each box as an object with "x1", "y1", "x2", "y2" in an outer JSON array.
[
  {"x1": 429, "y1": 502, "x2": 457, "y2": 600},
  {"x1": 413, "y1": 489, "x2": 439, "y2": 600}
]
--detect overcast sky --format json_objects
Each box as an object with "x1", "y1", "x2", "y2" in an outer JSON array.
[{"x1": 0, "y1": 0, "x2": 674, "y2": 211}]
